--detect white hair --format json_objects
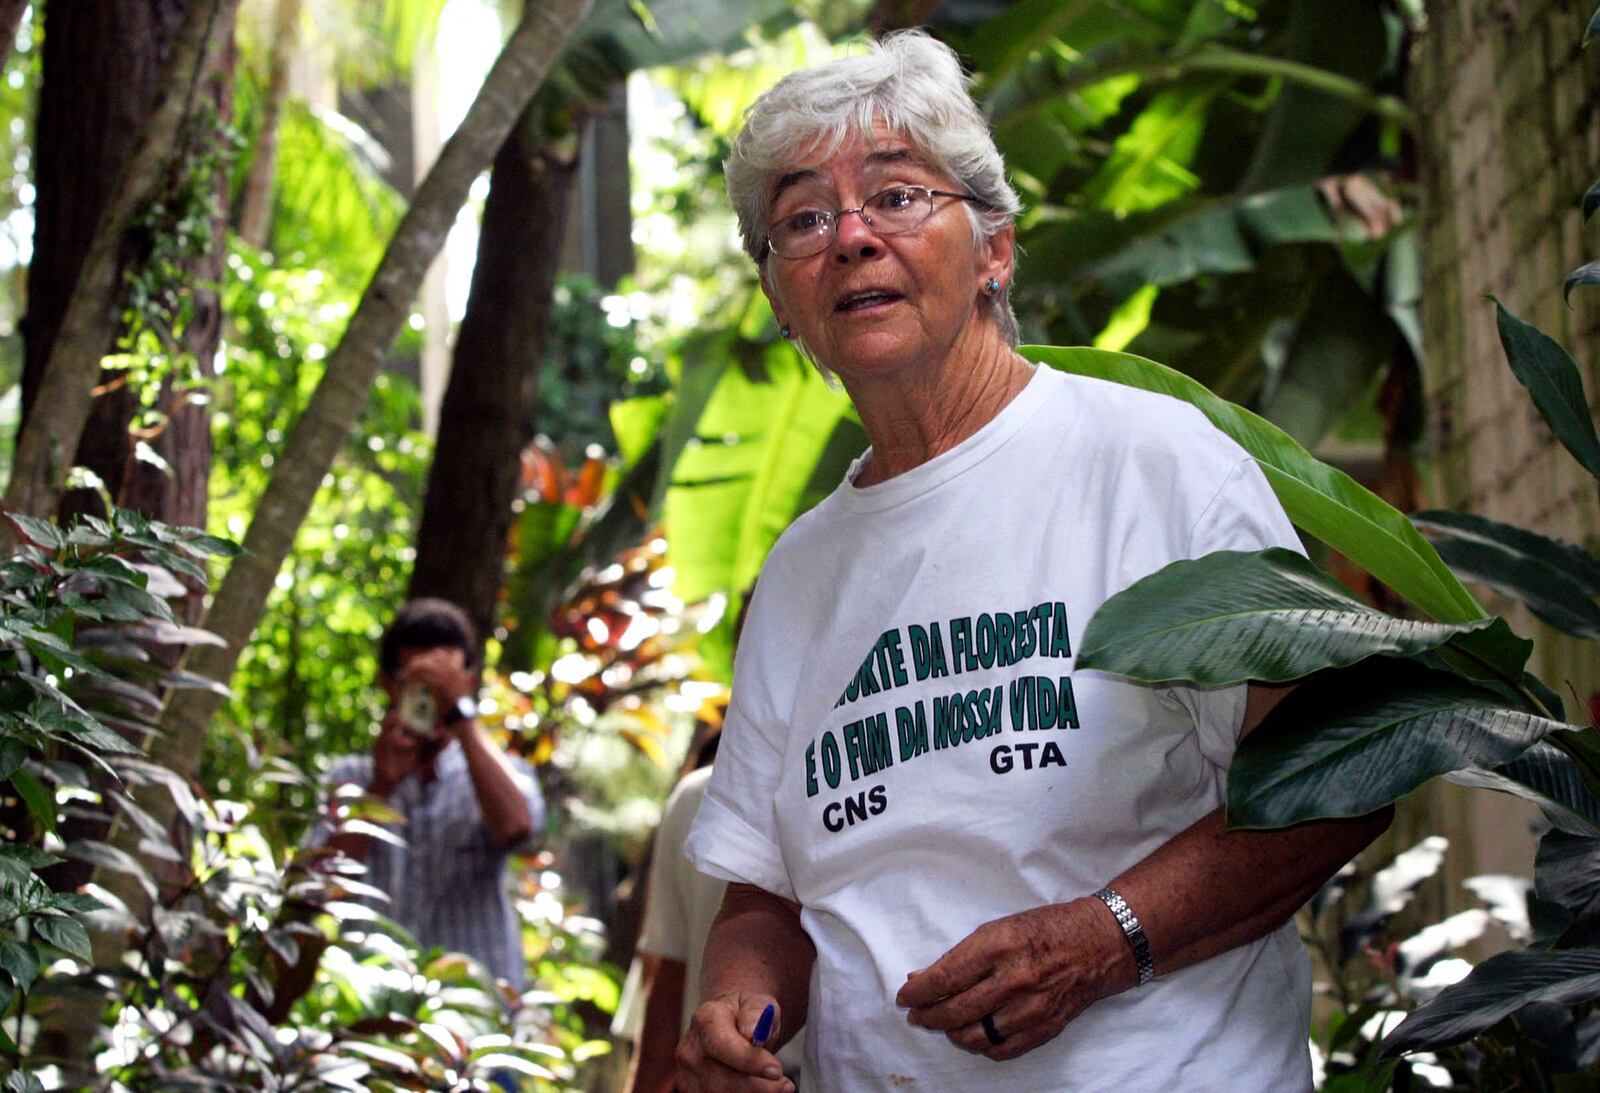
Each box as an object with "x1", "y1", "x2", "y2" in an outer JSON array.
[{"x1": 725, "y1": 30, "x2": 1023, "y2": 349}]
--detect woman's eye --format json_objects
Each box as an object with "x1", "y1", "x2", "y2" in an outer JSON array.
[
  {"x1": 784, "y1": 209, "x2": 827, "y2": 232},
  {"x1": 878, "y1": 188, "x2": 917, "y2": 210}
]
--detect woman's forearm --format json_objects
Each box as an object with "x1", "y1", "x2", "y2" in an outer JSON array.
[
  {"x1": 701, "y1": 883, "x2": 816, "y2": 1049},
  {"x1": 1106, "y1": 804, "x2": 1392, "y2": 981}
]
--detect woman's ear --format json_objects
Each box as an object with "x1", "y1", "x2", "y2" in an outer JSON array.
[{"x1": 979, "y1": 222, "x2": 1016, "y2": 292}]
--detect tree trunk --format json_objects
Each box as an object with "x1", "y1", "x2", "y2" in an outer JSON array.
[
  {"x1": 235, "y1": 0, "x2": 297, "y2": 247},
  {"x1": 19, "y1": 0, "x2": 228, "y2": 883},
  {"x1": 133, "y1": 0, "x2": 594, "y2": 864},
  {"x1": 5, "y1": 0, "x2": 238, "y2": 526},
  {"x1": 408, "y1": 104, "x2": 578, "y2": 653}
]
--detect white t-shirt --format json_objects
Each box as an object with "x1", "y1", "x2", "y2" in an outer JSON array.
[{"x1": 684, "y1": 365, "x2": 1314, "y2": 1091}]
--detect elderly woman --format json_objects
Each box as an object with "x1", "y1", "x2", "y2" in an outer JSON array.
[{"x1": 677, "y1": 31, "x2": 1388, "y2": 1091}]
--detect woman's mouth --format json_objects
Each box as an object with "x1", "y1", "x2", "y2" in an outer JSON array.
[{"x1": 835, "y1": 290, "x2": 903, "y2": 313}]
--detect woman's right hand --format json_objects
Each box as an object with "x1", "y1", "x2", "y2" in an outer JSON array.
[{"x1": 673, "y1": 994, "x2": 793, "y2": 1093}]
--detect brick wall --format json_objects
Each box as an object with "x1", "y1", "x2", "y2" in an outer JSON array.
[
  {"x1": 1410, "y1": 0, "x2": 1600, "y2": 888},
  {"x1": 1415, "y1": 0, "x2": 1600, "y2": 645}
]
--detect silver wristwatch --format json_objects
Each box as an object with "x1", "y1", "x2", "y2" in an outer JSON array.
[{"x1": 1095, "y1": 886, "x2": 1155, "y2": 985}]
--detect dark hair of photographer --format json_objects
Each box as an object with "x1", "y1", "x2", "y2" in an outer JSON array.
[{"x1": 378, "y1": 597, "x2": 477, "y2": 675}]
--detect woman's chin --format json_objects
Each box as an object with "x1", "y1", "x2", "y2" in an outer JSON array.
[{"x1": 820, "y1": 332, "x2": 926, "y2": 381}]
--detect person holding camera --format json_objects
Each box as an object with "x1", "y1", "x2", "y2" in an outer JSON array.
[{"x1": 319, "y1": 598, "x2": 545, "y2": 989}]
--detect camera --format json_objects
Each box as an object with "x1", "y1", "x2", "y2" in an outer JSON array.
[{"x1": 396, "y1": 683, "x2": 437, "y2": 736}]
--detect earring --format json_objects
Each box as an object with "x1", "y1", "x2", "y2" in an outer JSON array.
[
  {"x1": 985, "y1": 278, "x2": 1001, "y2": 296},
  {"x1": 780, "y1": 324, "x2": 792, "y2": 339}
]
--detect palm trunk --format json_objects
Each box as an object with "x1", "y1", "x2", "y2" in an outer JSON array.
[
  {"x1": 407, "y1": 103, "x2": 579, "y2": 653},
  {"x1": 4, "y1": 0, "x2": 237, "y2": 525}
]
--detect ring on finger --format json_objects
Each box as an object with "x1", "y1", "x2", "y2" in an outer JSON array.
[{"x1": 981, "y1": 1013, "x2": 1006, "y2": 1047}]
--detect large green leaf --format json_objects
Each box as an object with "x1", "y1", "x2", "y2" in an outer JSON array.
[
  {"x1": 555, "y1": 0, "x2": 796, "y2": 102},
  {"x1": 1414, "y1": 510, "x2": 1600, "y2": 640},
  {"x1": 1493, "y1": 299, "x2": 1600, "y2": 485},
  {"x1": 1381, "y1": 950, "x2": 1600, "y2": 1057},
  {"x1": 1414, "y1": 510, "x2": 1600, "y2": 594},
  {"x1": 1228, "y1": 658, "x2": 1574, "y2": 829},
  {"x1": 271, "y1": 101, "x2": 404, "y2": 289},
  {"x1": 665, "y1": 342, "x2": 861, "y2": 606},
  {"x1": 964, "y1": 0, "x2": 1168, "y2": 82},
  {"x1": 1447, "y1": 743, "x2": 1600, "y2": 839},
  {"x1": 1027, "y1": 186, "x2": 1342, "y2": 297},
  {"x1": 1076, "y1": 548, "x2": 1499, "y2": 686},
  {"x1": 1022, "y1": 345, "x2": 1484, "y2": 623}
]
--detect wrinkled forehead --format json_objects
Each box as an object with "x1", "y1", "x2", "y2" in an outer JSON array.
[{"x1": 765, "y1": 123, "x2": 942, "y2": 209}]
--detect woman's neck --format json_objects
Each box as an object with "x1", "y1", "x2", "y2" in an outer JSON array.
[{"x1": 845, "y1": 328, "x2": 1034, "y2": 487}]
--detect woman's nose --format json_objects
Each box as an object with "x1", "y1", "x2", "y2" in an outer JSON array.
[{"x1": 832, "y1": 208, "x2": 882, "y2": 259}]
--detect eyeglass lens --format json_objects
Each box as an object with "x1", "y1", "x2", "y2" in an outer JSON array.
[{"x1": 769, "y1": 186, "x2": 936, "y2": 258}]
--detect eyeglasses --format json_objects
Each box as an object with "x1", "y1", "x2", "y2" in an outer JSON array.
[{"x1": 764, "y1": 185, "x2": 984, "y2": 260}]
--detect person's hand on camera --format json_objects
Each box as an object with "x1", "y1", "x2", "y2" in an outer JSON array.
[
  {"x1": 397, "y1": 647, "x2": 475, "y2": 738},
  {"x1": 673, "y1": 994, "x2": 793, "y2": 1093}
]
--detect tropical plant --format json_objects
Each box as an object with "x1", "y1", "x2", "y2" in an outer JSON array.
[
  {"x1": 204, "y1": 237, "x2": 431, "y2": 832},
  {"x1": 1299, "y1": 835, "x2": 1557, "y2": 1090},
  {"x1": 1022, "y1": 324, "x2": 1600, "y2": 1081},
  {"x1": 0, "y1": 507, "x2": 236, "y2": 1086},
  {"x1": 1023, "y1": 20, "x2": 1600, "y2": 1065},
  {"x1": 932, "y1": 0, "x2": 1424, "y2": 458}
]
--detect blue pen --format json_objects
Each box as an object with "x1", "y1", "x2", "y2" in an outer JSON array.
[{"x1": 751, "y1": 1002, "x2": 776, "y2": 1047}]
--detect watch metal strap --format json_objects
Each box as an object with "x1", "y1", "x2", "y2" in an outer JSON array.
[{"x1": 1094, "y1": 885, "x2": 1155, "y2": 985}]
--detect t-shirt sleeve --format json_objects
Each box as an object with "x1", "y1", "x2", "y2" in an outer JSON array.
[
  {"x1": 682, "y1": 588, "x2": 798, "y2": 902},
  {"x1": 683, "y1": 699, "x2": 796, "y2": 901},
  {"x1": 1172, "y1": 455, "x2": 1304, "y2": 769}
]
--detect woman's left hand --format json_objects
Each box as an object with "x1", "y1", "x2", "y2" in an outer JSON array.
[{"x1": 893, "y1": 898, "x2": 1135, "y2": 1061}]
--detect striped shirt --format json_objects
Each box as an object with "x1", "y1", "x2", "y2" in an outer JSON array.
[{"x1": 322, "y1": 742, "x2": 545, "y2": 989}]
